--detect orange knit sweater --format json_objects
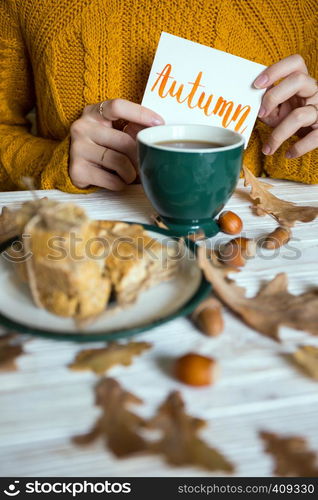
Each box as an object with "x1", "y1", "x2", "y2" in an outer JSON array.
[{"x1": 0, "y1": 0, "x2": 317, "y2": 193}]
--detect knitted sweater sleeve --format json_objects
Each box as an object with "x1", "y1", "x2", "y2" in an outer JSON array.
[
  {"x1": 257, "y1": 17, "x2": 318, "y2": 184},
  {"x1": 0, "y1": 1, "x2": 92, "y2": 193}
]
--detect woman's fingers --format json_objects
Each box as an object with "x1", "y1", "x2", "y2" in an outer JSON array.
[
  {"x1": 262, "y1": 105, "x2": 318, "y2": 155},
  {"x1": 259, "y1": 72, "x2": 318, "y2": 118},
  {"x1": 70, "y1": 99, "x2": 164, "y2": 190},
  {"x1": 254, "y1": 53, "x2": 318, "y2": 159},
  {"x1": 254, "y1": 54, "x2": 308, "y2": 89},
  {"x1": 89, "y1": 125, "x2": 138, "y2": 166},
  {"x1": 260, "y1": 101, "x2": 292, "y2": 128},
  {"x1": 124, "y1": 122, "x2": 145, "y2": 140},
  {"x1": 82, "y1": 143, "x2": 136, "y2": 184},
  {"x1": 98, "y1": 98, "x2": 164, "y2": 127},
  {"x1": 85, "y1": 163, "x2": 126, "y2": 191},
  {"x1": 69, "y1": 161, "x2": 126, "y2": 191},
  {"x1": 286, "y1": 128, "x2": 318, "y2": 158}
]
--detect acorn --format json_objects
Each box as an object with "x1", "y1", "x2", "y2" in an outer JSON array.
[
  {"x1": 218, "y1": 242, "x2": 246, "y2": 267},
  {"x1": 226, "y1": 236, "x2": 256, "y2": 258},
  {"x1": 192, "y1": 297, "x2": 224, "y2": 337},
  {"x1": 174, "y1": 353, "x2": 219, "y2": 386},
  {"x1": 218, "y1": 211, "x2": 243, "y2": 235},
  {"x1": 263, "y1": 227, "x2": 291, "y2": 249}
]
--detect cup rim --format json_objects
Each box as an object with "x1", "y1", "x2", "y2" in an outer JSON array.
[{"x1": 137, "y1": 124, "x2": 245, "y2": 153}]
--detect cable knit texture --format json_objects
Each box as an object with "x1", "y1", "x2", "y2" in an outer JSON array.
[{"x1": 0, "y1": 0, "x2": 317, "y2": 192}]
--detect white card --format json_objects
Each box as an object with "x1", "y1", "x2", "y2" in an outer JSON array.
[{"x1": 142, "y1": 32, "x2": 266, "y2": 146}]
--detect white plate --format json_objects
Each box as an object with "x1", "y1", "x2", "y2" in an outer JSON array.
[{"x1": 0, "y1": 228, "x2": 210, "y2": 341}]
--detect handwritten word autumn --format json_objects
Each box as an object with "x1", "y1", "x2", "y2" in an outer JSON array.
[{"x1": 151, "y1": 64, "x2": 251, "y2": 133}]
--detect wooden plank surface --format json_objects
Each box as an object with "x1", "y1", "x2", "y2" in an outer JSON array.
[{"x1": 1, "y1": 179, "x2": 318, "y2": 477}]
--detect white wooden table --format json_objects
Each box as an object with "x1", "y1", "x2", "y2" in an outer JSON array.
[{"x1": 1, "y1": 180, "x2": 318, "y2": 477}]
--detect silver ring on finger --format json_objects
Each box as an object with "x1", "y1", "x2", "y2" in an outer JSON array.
[
  {"x1": 99, "y1": 101, "x2": 106, "y2": 119},
  {"x1": 306, "y1": 103, "x2": 318, "y2": 125}
]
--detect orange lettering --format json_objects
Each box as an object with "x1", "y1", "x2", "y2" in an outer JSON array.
[
  {"x1": 186, "y1": 72, "x2": 205, "y2": 109},
  {"x1": 232, "y1": 104, "x2": 251, "y2": 133},
  {"x1": 168, "y1": 81, "x2": 187, "y2": 103},
  {"x1": 195, "y1": 93, "x2": 213, "y2": 116},
  {"x1": 213, "y1": 97, "x2": 234, "y2": 127},
  {"x1": 151, "y1": 63, "x2": 174, "y2": 98},
  {"x1": 150, "y1": 64, "x2": 251, "y2": 134}
]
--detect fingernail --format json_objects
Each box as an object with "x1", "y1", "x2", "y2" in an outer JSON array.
[
  {"x1": 258, "y1": 106, "x2": 266, "y2": 118},
  {"x1": 151, "y1": 118, "x2": 164, "y2": 126},
  {"x1": 254, "y1": 74, "x2": 269, "y2": 88},
  {"x1": 262, "y1": 144, "x2": 271, "y2": 155},
  {"x1": 285, "y1": 151, "x2": 293, "y2": 159}
]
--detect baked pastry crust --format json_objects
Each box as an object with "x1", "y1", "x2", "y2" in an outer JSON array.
[
  {"x1": 1, "y1": 200, "x2": 178, "y2": 323},
  {"x1": 92, "y1": 220, "x2": 179, "y2": 305}
]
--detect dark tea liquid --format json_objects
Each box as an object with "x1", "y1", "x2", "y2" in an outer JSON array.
[{"x1": 155, "y1": 140, "x2": 226, "y2": 149}]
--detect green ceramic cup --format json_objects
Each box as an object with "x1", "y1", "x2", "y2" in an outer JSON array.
[{"x1": 137, "y1": 124, "x2": 244, "y2": 237}]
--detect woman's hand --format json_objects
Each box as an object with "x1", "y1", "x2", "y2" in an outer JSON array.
[
  {"x1": 254, "y1": 54, "x2": 318, "y2": 158},
  {"x1": 69, "y1": 99, "x2": 164, "y2": 190}
]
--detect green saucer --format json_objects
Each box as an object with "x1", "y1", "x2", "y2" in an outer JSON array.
[
  {"x1": 159, "y1": 216, "x2": 220, "y2": 238},
  {"x1": 0, "y1": 223, "x2": 211, "y2": 343}
]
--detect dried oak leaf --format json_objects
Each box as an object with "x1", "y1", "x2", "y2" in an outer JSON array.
[
  {"x1": 243, "y1": 165, "x2": 318, "y2": 227},
  {"x1": 73, "y1": 378, "x2": 147, "y2": 457},
  {"x1": 198, "y1": 247, "x2": 318, "y2": 341},
  {"x1": 73, "y1": 379, "x2": 233, "y2": 472},
  {"x1": 69, "y1": 341, "x2": 152, "y2": 375},
  {"x1": 151, "y1": 214, "x2": 169, "y2": 230},
  {"x1": 147, "y1": 391, "x2": 234, "y2": 473},
  {"x1": 291, "y1": 345, "x2": 318, "y2": 380},
  {"x1": 186, "y1": 230, "x2": 206, "y2": 242},
  {"x1": 0, "y1": 333, "x2": 24, "y2": 371},
  {"x1": 260, "y1": 431, "x2": 318, "y2": 477}
]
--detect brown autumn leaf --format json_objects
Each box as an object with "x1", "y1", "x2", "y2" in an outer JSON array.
[
  {"x1": 73, "y1": 378, "x2": 147, "y2": 457},
  {"x1": 260, "y1": 431, "x2": 318, "y2": 477},
  {"x1": 290, "y1": 345, "x2": 318, "y2": 380},
  {"x1": 151, "y1": 214, "x2": 169, "y2": 230},
  {"x1": 198, "y1": 247, "x2": 318, "y2": 341},
  {"x1": 69, "y1": 341, "x2": 152, "y2": 375},
  {"x1": 0, "y1": 333, "x2": 24, "y2": 371},
  {"x1": 147, "y1": 391, "x2": 234, "y2": 472},
  {"x1": 243, "y1": 165, "x2": 318, "y2": 227},
  {"x1": 73, "y1": 379, "x2": 233, "y2": 471},
  {"x1": 186, "y1": 230, "x2": 206, "y2": 242}
]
